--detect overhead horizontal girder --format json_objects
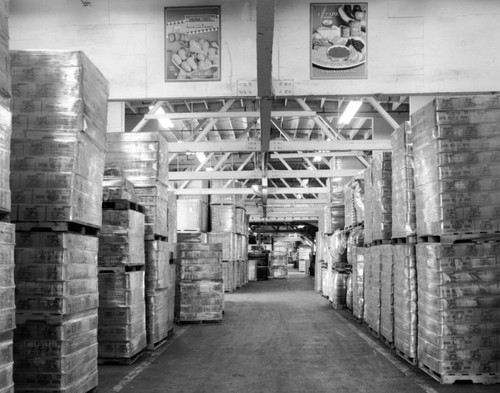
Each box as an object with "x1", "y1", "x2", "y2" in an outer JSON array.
[
  {"x1": 168, "y1": 168, "x2": 361, "y2": 180},
  {"x1": 168, "y1": 139, "x2": 391, "y2": 153},
  {"x1": 173, "y1": 187, "x2": 329, "y2": 195}
]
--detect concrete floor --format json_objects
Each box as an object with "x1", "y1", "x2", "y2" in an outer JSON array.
[{"x1": 99, "y1": 272, "x2": 499, "y2": 393}]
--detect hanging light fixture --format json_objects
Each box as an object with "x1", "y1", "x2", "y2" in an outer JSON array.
[{"x1": 338, "y1": 100, "x2": 363, "y2": 125}]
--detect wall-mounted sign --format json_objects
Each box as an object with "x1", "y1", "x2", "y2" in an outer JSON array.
[
  {"x1": 272, "y1": 80, "x2": 294, "y2": 96},
  {"x1": 165, "y1": 6, "x2": 221, "y2": 81},
  {"x1": 311, "y1": 3, "x2": 367, "y2": 79},
  {"x1": 237, "y1": 80, "x2": 258, "y2": 96}
]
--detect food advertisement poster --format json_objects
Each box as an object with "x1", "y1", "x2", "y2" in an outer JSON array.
[
  {"x1": 311, "y1": 3, "x2": 367, "y2": 79},
  {"x1": 165, "y1": 6, "x2": 220, "y2": 81}
]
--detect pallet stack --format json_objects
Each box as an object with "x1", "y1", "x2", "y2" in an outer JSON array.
[
  {"x1": 175, "y1": 243, "x2": 223, "y2": 323},
  {"x1": 391, "y1": 121, "x2": 418, "y2": 363},
  {"x1": 10, "y1": 50, "x2": 108, "y2": 393},
  {"x1": 0, "y1": 3, "x2": 13, "y2": 390},
  {"x1": 412, "y1": 95, "x2": 500, "y2": 384},
  {"x1": 97, "y1": 178, "x2": 147, "y2": 362},
  {"x1": 209, "y1": 180, "x2": 247, "y2": 291},
  {"x1": 0, "y1": 223, "x2": 14, "y2": 393},
  {"x1": 363, "y1": 152, "x2": 392, "y2": 338},
  {"x1": 177, "y1": 180, "x2": 209, "y2": 243},
  {"x1": 270, "y1": 252, "x2": 288, "y2": 279},
  {"x1": 105, "y1": 132, "x2": 174, "y2": 350},
  {"x1": 348, "y1": 226, "x2": 365, "y2": 321}
]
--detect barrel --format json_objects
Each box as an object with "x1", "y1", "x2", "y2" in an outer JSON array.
[{"x1": 331, "y1": 271, "x2": 348, "y2": 309}]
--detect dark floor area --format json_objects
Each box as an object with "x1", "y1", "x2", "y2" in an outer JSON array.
[{"x1": 98, "y1": 273, "x2": 499, "y2": 393}]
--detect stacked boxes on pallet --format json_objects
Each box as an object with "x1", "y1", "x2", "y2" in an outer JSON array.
[
  {"x1": 0, "y1": 5, "x2": 12, "y2": 389},
  {"x1": 363, "y1": 152, "x2": 392, "y2": 339},
  {"x1": 177, "y1": 180, "x2": 209, "y2": 242},
  {"x1": 391, "y1": 121, "x2": 418, "y2": 362},
  {"x1": 97, "y1": 179, "x2": 147, "y2": 361},
  {"x1": 10, "y1": 50, "x2": 108, "y2": 393},
  {"x1": 209, "y1": 179, "x2": 247, "y2": 291},
  {"x1": 175, "y1": 243, "x2": 223, "y2": 323},
  {"x1": 412, "y1": 95, "x2": 500, "y2": 383},
  {"x1": 105, "y1": 132, "x2": 174, "y2": 350},
  {"x1": 0, "y1": 223, "x2": 14, "y2": 393},
  {"x1": 270, "y1": 252, "x2": 288, "y2": 279},
  {"x1": 348, "y1": 227, "x2": 365, "y2": 321}
]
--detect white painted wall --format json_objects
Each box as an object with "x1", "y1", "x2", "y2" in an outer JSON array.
[{"x1": 9, "y1": 0, "x2": 500, "y2": 99}]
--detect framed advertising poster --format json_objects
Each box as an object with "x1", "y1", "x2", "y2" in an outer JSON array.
[
  {"x1": 165, "y1": 6, "x2": 220, "y2": 81},
  {"x1": 311, "y1": 3, "x2": 367, "y2": 79}
]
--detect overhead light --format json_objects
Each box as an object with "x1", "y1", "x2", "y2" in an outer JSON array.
[
  {"x1": 251, "y1": 184, "x2": 262, "y2": 195},
  {"x1": 195, "y1": 152, "x2": 207, "y2": 163},
  {"x1": 338, "y1": 100, "x2": 363, "y2": 125},
  {"x1": 206, "y1": 167, "x2": 214, "y2": 172},
  {"x1": 313, "y1": 155, "x2": 322, "y2": 162},
  {"x1": 155, "y1": 106, "x2": 175, "y2": 129}
]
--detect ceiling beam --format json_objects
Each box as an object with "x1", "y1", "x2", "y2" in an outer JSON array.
[
  {"x1": 174, "y1": 187, "x2": 329, "y2": 195},
  {"x1": 366, "y1": 96, "x2": 400, "y2": 130},
  {"x1": 168, "y1": 139, "x2": 390, "y2": 153},
  {"x1": 168, "y1": 168, "x2": 360, "y2": 180},
  {"x1": 145, "y1": 110, "x2": 317, "y2": 120}
]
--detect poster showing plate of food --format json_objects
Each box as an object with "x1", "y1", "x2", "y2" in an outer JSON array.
[
  {"x1": 165, "y1": 6, "x2": 220, "y2": 81},
  {"x1": 311, "y1": 3, "x2": 367, "y2": 79}
]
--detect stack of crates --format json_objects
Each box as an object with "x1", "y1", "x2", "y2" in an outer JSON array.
[
  {"x1": 209, "y1": 179, "x2": 247, "y2": 291},
  {"x1": 0, "y1": 3, "x2": 13, "y2": 390},
  {"x1": 97, "y1": 178, "x2": 147, "y2": 362},
  {"x1": 391, "y1": 121, "x2": 418, "y2": 363},
  {"x1": 177, "y1": 180, "x2": 209, "y2": 242},
  {"x1": 105, "y1": 132, "x2": 175, "y2": 350},
  {"x1": 412, "y1": 95, "x2": 500, "y2": 384},
  {"x1": 348, "y1": 227, "x2": 365, "y2": 321},
  {"x1": 270, "y1": 252, "x2": 288, "y2": 279},
  {"x1": 175, "y1": 243, "x2": 223, "y2": 323},
  {"x1": 379, "y1": 244, "x2": 394, "y2": 346},
  {"x1": 10, "y1": 50, "x2": 108, "y2": 393},
  {"x1": 0, "y1": 224, "x2": 14, "y2": 393}
]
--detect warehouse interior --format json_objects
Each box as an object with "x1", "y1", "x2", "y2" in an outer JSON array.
[{"x1": 1, "y1": 0, "x2": 500, "y2": 392}]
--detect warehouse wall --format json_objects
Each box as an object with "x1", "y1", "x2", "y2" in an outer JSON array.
[{"x1": 9, "y1": 0, "x2": 500, "y2": 99}]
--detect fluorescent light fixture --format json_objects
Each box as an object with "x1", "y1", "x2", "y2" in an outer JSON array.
[
  {"x1": 206, "y1": 167, "x2": 214, "y2": 172},
  {"x1": 338, "y1": 100, "x2": 363, "y2": 125},
  {"x1": 155, "y1": 106, "x2": 175, "y2": 129},
  {"x1": 195, "y1": 152, "x2": 207, "y2": 163},
  {"x1": 313, "y1": 155, "x2": 322, "y2": 162}
]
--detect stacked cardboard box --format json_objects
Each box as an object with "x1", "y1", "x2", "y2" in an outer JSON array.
[
  {"x1": 0, "y1": 223, "x2": 14, "y2": 393},
  {"x1": 10, "y1": 50, "x2": 108, "y2": 393},
  {"x1": 207, "y1": 232, "x2": 236, "y2": 292},
  {"x1": 105, "y1": 132, "x2": 169, "y2": 239},
  {"x1": 0, "y1": 5, "x2": 12, "y2": 390},
  {"x1": 372, "y1": 152, "x2": 392, "y2": 242},
  {"x1": 390, "y1": 121, "x2": 418, "y2": 362},
  {"x1": 270, "y1": 251, "x2": 288, "y2": 279},
  {"x1": 393, "y1": 243, "x2": 417, "y2": 362},
  {"x1": 416, "y1": 243, "x2": 500, "y2": 382},
  {"x1": 363, "y1": 246, "x2": 381, "y2": 335},
  {"x1": 348, "y1": 227, "x2": 365, "y2": 321},
  {"x1": 412, "y1": 95, "x2": 500, "y2": 383},
  {"x1": 328, "y1": 178, "x2": 345, "y2": 232},
  {"x1": 175, "y1": 243, "x2": 223, "y2": 323},
  {"x1": 177, "y1": 180, "x2": 208, "y2": 236},
  {"x1": 98, "y1": 182, "x2": 147, "y2": 360},
  {"x1": 14, "y1": 233, "x2": 100, "y2": 393},
  {"x1": 391, "y1": 122, "x2": 416, "y2": 238},
  {"x1": 105, "y1": 132, "x2": 174, "y2": 349},
  {"x1": 144, "y1": 240, "x2": 176, "y2": 348},
  {"x1": 379, "y1": 244, "x2": 394, "y2": 345}
]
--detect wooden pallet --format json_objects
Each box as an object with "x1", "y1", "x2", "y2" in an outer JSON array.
[
  {"x1": 418, "y1": 362, "x2": 500, "y2": 385},
  {"x1": 391, "y1": 236, "x2": 417, "y2": 245},
  {"x1": 14, "y1": 221, "x2": 100, "y2": 236},
  {"x1": 395, "y1": 348, "x2": 417, "y2": 366},
  {"x1": 371, "y1": 239, "x2": 393, "y2": 246},
  {"x1": 379, "y1": 335, "x2": 395, "y2": 349},
  {"x1": 363, "y1": 322, "x2": 380, "y2": 338},
  {"x1": 145, "y1": 233, "x2": 168, "y2": 242},
  {"x1": 98, "y1": 264, "x2": 145, "y2": 273},
  {"x1": 418, "y1": 232, "x2": 500, "y2": 245},
  {"x1": 332, "y1": 303, "x2": 346, "y2": 310},
  {"x1": 103, "y1": 199, "x2": 145, "y2": 213},
  {"x1": 98, "y1": 348, "x2": 146, "y2": 366},
  {"x1": 175, "y1": 319, "x2": 222, "y2": 325},
  {"x1": 147, "y1": 328, "x2": 174, "y2": 351}
]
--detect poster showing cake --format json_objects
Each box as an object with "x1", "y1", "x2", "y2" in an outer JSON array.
[
  {"x1": 311, "y1": 3, "x2": 367, "y2": 79},
  {"x1": 165, "y1": 6, "x2": 220, "y2": 81}
]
